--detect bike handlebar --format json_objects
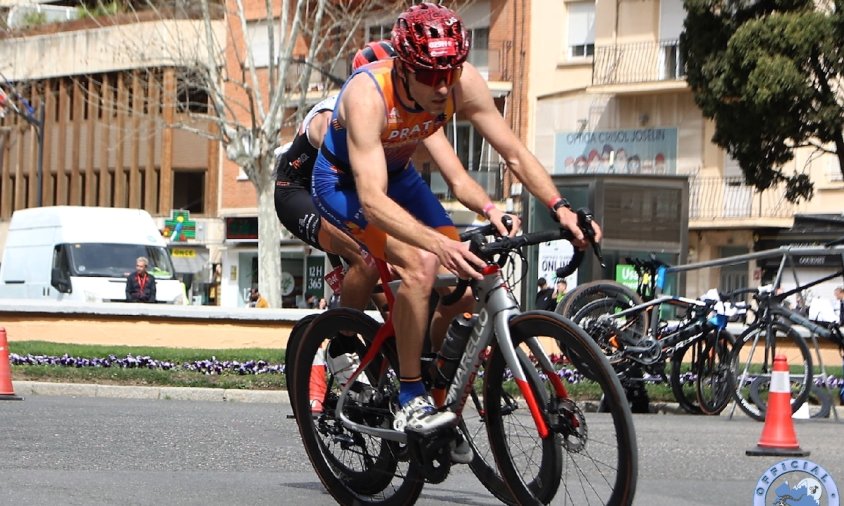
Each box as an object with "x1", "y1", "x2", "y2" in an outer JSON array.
[
  {"x1": 441, "y1": 209, "x2": 602, "y2": 306},
  {"x1": 624, "y1": 253, "x2": 670, "y2": 274}
]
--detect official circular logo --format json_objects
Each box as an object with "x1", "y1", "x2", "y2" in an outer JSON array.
[{"x1": 754, "y1": 459, "x2": 839, "y2": 505}]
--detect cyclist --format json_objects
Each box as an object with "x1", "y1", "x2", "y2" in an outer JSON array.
[
  {"x1": 312, "y1": 2, "x2": 602, "y2": 434},
  {"x1": 274, "y1": 41, "x2": 395, "y2": 388}
]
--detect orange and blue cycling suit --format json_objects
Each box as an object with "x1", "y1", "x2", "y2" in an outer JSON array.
[{"x1": 312, "y1": 59, "x2": 460, "y2": 259}]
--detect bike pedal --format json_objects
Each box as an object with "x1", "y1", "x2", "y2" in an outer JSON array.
[{"x1": 406, "y1": 428, "x2": 455, "y2": 484}]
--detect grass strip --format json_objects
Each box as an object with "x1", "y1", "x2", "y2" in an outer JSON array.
[{"x1": 9, "y1": 341, "x2": 287, "y2": 390}]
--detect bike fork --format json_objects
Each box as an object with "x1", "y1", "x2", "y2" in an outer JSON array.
[{"x1": 492, "y1": 309, "x2": 552, "y2": 439}]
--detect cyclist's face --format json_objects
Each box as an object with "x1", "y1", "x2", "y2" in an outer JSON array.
[{"x1": 403, "y1": 63, "x2": 461, "y2": 115}]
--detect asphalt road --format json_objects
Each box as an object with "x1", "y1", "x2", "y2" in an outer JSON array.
[{"x1": 1, "y1": 394, "x2": 842, "y2": 505}]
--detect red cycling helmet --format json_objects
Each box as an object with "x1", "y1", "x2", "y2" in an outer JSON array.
[
  {"x1": 352, "y1": 40, "x2": 396, "y2": 70},
  {"x1": 391, "y1": 2, "x2": 470, "y2": 70}
]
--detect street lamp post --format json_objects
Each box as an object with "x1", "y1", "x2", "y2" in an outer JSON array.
[
  {"x1": 33, "y1": 104, "x2": 45, "y2": 207},
  {"x1": 1, "y1": 83, "x2": 45, "y2": 207}
]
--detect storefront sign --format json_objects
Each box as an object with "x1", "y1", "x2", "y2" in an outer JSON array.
[
  {"x1": 615, "y1": 264, "x2": 639, "y2": 292},
  {"x1": 171, "y1": 248, "x2": 197, "y2": 258},
  {"x1": 164, "y1": 210, "x2": 195, "y2": 242},
  {"x1": 305, "y1": 256, "x2": 324, "y2": 298},
  {"x1": 756, "y1": 241, "x2": 844, "y2": 269},
  {"x1": 225, "y1": 217, "x2": 259, "y2": 240},
  {"x1": 554, "y1": 127, "x2": 678, "y2": 175}
]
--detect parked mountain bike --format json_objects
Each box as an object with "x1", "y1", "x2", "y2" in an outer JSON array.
[
  {"x1": 568, "y1": 276, "x2": 736, "y2": 415},
  {"x1": 559, "y1": 254, "x2": 742, "y2": 415},
  {"x1": 290, "y1": 211, "x2": 638, "y2": 505},
  {"x1": 556, "y1": 255, "x2": 668, "y2": 413}
]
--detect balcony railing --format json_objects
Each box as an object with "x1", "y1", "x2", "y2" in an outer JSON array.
[
  {"x1": 593, "y1": 40, "x2": 685, "y2": 86},
  {"x1": 688, "y1": 175, "x2": 796, "y2": 220}
]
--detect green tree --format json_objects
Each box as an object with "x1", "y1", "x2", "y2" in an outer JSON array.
[{"x1": 681, "y1": 0, "x2": 844, "y2": 202}]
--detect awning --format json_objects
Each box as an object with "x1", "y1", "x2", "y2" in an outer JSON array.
[{"x1": 170, "y1": 247, "x2": 210, "y2": 274}]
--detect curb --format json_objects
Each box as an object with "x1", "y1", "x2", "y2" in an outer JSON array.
[
  {"x1": 13, "y1": 381, "x2": 290, "y2": 404},
  {"x1": 11, "y1": 381, "x2": 844, "y2": 419}
]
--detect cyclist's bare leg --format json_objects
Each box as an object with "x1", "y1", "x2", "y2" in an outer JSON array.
[
  {"x1": 383, "y1": 237, "x2": 470, "y2": 432},
  {"x1": 429, "y1": 271, "x2": 475, "y2": 352},
  {"x1": 317, "y1": 218, "x2": 385, "y2": 313},
  {"x1": 316, "y1": 218, "x2": 383, "y2": 366},
  {"x1": 384, "y1": 236, "x2": 440, "y2": 379}
]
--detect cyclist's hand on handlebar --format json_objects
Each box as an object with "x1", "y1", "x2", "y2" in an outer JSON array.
[
  {"x1": 486, "y1": 208, "x2": 521, "y2": 237},
  {"x1": 554, "y1": 206, "x2": 603, "y2": 249},
  {"x1": 435, "y1": 237, "x2": 485, "y2": 280}
]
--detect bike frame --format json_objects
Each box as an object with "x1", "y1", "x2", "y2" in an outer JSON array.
[
  {"x1": 596, "y1": 294, "x2": 717, "y2": 357},
  {"x1": 333, "y1": 258, "x2": 565, "y2": 443}
]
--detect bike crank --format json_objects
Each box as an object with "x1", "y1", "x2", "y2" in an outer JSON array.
[{"x1": 405, "y1": 427, "x2": 458, "y2": 484}]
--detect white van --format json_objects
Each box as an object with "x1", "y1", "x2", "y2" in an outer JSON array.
[{"x1": 0, "y1": 206, "x2": 186, "y2": 304}]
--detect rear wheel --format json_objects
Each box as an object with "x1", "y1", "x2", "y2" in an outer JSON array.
[
  {"x1": 484, "y1": 312, "x2": 637, "y2": 505},
  {"x1": 749, "y1": 377, "x2": 832, "y2": 420},
  {"x1": 571, "y1": 295, "x2": 653, "y2": 415},
  {"x1": 558, "y1": 280, "x2": 648, "y2": 333},
  {"x1": 570, "y1": 296, "x2": 650, "y2": 371},
  {"x1": 293, "y1": 308, "x2": 424, "y2": 505}
]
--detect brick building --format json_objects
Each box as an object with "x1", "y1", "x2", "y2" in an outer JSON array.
[{"x1": 0, "y1": 0, "x2": 528, "y2": 307}]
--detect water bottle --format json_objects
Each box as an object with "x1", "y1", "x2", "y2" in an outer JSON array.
[{"x1": 429, "y1": 313, "x2": 477, "y2": 389}]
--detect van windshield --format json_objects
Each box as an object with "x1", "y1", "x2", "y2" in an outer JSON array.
[{"x1": 67, "y1": 244, "x2": 175, "y2": 279}]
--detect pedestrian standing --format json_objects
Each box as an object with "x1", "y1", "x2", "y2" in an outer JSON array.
[
  {"x1": 535, "y1": 278, "x2": 555, "y2": 310},
  {"x1": 126, "y1": 257, "x2": 156, "y2": 303}
]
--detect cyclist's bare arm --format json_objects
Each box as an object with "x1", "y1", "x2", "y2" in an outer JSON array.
[
  {"x1": 422, "y1": 130, "x2": 520, "y2": 237},
  {"x1": 339, "y1": 74, "x2": 485, "y2": 279},
  {"x1": 455, "y1": 63, "x2": 602, "y2": 247}
]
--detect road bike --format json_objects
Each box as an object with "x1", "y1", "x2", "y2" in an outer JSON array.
[
  {"x1": 284, "y1": 254, "x2": 513, "y2": 502},
  {"x1": 728, "y1": 277, "x2": 843, "y2": 421},
  {"x1": 290, "y1": 211, "x2": 638, "y2": 505}
]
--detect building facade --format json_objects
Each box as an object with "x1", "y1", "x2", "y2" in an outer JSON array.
[
  {"x1": 0, "y1": 0, "x2": 527, "y2": 307},
  {"x1": 526, "y1": 0, "x2": 843, "y2": 298},
  {"x1": 0, "y1": 7, "x2": 225, "y2": 304}
]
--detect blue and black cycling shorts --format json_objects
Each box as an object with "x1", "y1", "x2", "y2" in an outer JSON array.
[{"x1": 312, "y1": 156, "x2": 458, "y2": 260}]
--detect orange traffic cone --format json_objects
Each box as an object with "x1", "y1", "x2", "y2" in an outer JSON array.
[
  {"x1": 0, "y1": 327, "x2": 23, "y2": 401},
  {"x1": 746, "y1": 355, "x2": 809, "y2": 457},
  {"x1": 309, "y1": 349, "x2": 327, "y2": 413}
]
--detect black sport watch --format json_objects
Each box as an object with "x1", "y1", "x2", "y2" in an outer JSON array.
[{"x1": 549, "y1": 197, "x2": 571, "y2": 219}]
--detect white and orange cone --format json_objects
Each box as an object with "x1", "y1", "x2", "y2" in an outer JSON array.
[
  {"x1": 746, "y1": 355, "x2": 810, "y2": 457},
  {"x1": 0, "y1": 327, "x2": 23, "y2": 401},
  {"x1": 309, "y1": 348, "x2": 328, "y2": 413}
]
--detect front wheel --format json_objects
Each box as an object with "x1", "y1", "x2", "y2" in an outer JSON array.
[
  {"x1": 694, "y1": 330, "x2": 735, "y2": 415},
  {"x1": 730, "y1": 322, "x2": 812, "y2": 421},
  {"x1": 484, "y1": 312, "x2": 638, "y2": 505},
  {"x1": 669, "y1": 339, "x2": 704, "y2": 415},
  {"x1": 462, "y1": 354, "x2": 518, "y2": 505}
]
